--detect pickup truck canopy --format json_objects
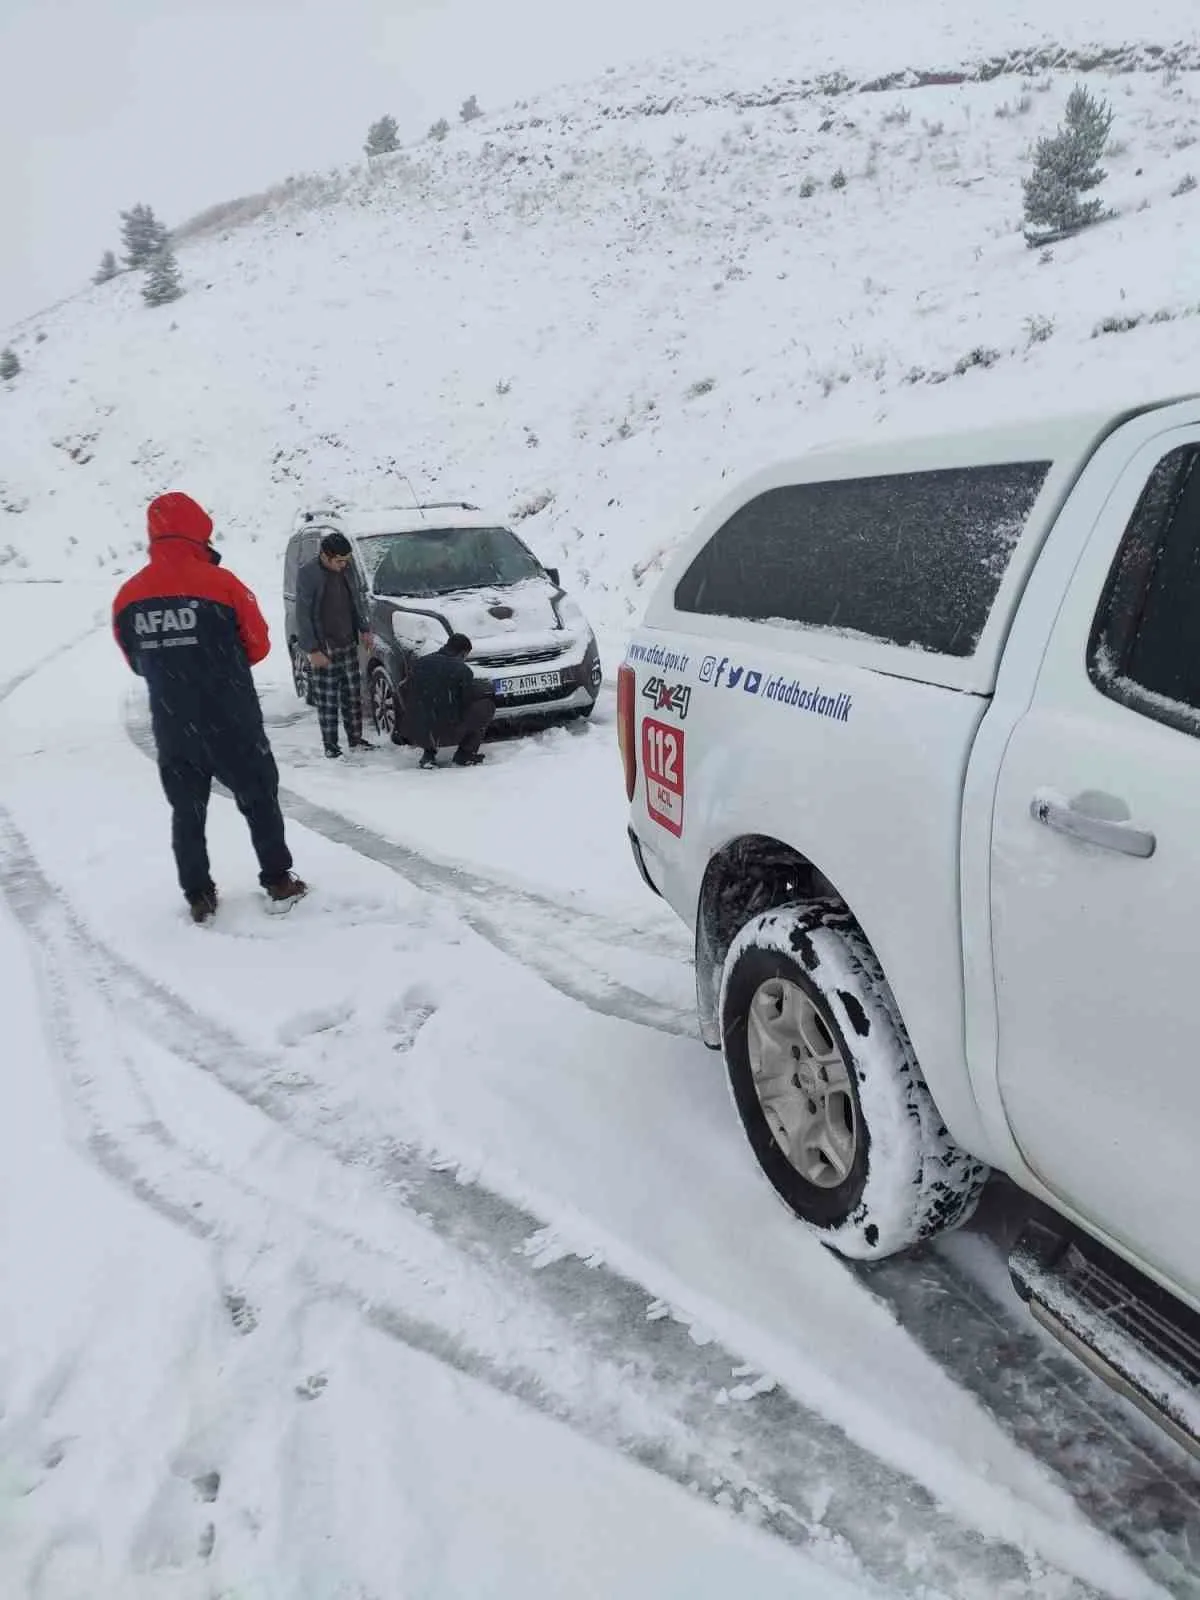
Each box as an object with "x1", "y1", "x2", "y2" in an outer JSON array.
[{"x1": 649, "y1": 395, "x2": 1200, "y2": 697}]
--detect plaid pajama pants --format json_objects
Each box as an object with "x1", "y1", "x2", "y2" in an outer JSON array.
[{"x1": 312, "y1": 644, "x2": 363, "y2": 750}]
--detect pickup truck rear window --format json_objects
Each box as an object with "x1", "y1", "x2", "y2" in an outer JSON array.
[{"x1": 673, "y1": 461, "x2": 1051, "y2": 656}]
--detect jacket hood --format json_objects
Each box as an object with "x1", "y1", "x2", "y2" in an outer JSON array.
[{"x1": 147, "y1": 492, "x2": 213, "y2": 546}]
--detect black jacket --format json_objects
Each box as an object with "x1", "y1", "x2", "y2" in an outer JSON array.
[
  {"x1": 402, "y1": 646, "x2": 481, "y2": 744},
  {"x1": 295, "y1": 557, "x2": 369, "y2": 654}
]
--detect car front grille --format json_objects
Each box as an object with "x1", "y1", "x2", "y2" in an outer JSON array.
[{"x1": 474, "y1": 645, "x2": 564, "y2": 669}]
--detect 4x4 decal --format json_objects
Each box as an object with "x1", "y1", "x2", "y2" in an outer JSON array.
[{"x1": 643, "y1": 676, "x2": 691, "y2": 719}]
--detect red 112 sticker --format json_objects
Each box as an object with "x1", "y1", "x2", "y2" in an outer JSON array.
[{"x1": 642, "y1": 717, "x2": 684, "y2": 837}]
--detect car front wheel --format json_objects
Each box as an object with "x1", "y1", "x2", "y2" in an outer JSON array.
[
  {"x1": 369, "y1": 665, "x2": 399, "y2": 737},
  {"x1": 720, "y1": 901, "x2": 987, "y2": 1260},
  {"x1": 292, "y1": 642, "x2": 313, "y2": 704}
]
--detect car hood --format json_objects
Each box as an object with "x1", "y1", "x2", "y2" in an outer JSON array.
[{"x1": 419, "y1": 579, "x2": 570, "y2": 646}]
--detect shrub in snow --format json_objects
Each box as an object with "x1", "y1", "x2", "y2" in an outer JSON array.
[
  {"x1": 120, "y1": 203, "x2": 169, "y2": 269},
  {"x1": 0, "y1": 347, "x2": 20, "y2": 381},
  {"x1": 1093, "y1": 313, "x2": 1143, "y2": 337},
  {"x1": 460, "y1": 95, "x2": 483, "y2": 124},
  {"x1": 93, "y1": 250, "x2": 119, "y2": 285},
  {"x1": 142, "y1": 246, "x2": 184, "y2": 307},
  {"x1": 686, "y1": 377, "x2": 716, "y2": 398},
  {"x1": 953, "y1": 346, "x2": 1001, "y2": 376},
  {"x1": 429, "y1": 118, "x2": 450, "y2": 142},
  {"x1": 364, "y1": 115, "x2": 400, "y2": 156},
  {"x1": 1024, "y1": 313, "x2": 1055, "y2": 345},
  {"x1": 1173, "y1": 173, "x2": 1198, "y2": 197},
  {"x1": 798, "y1": 175, "x2": 818, "y2": 197},
  {"x1": 830, "y1": 167, "x2": 848, "y2": 190},
  {"x1": 1022, "y1": 85, "x2": 1114, "y2": 246}
]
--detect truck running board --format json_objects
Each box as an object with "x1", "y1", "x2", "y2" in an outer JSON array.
[{"x1": 1009, "y1": 1218, "x2": 1200, "y2": 1459}]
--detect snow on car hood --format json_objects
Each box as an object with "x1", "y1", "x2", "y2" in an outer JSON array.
[{"x1": 420, "y1": 579, "x2": 576, "y2": 650}]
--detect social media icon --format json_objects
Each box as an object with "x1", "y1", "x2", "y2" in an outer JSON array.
[
  {"x1": 699, "y1": 655, "x2": 717, "y2": 684},
  {"x1": 727, "y1": 666, "x2": 744, "y2": 689},
  {"x1": 744, "y1": 670, "x2": 762, "y2": 695}
]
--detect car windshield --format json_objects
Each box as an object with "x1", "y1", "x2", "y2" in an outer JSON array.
[{"x1": 358, "y1": 526, "x2": 542, "y2": 597}]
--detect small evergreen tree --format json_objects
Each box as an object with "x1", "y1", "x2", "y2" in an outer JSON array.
[
  {"x1": 1023, "y1": 85, "x2": 1115, "y2": 246},
  {"x1": 429, "y1": 117, "x2": 450, "y2": 142},
  {"x1": 364, "y1": 114, "x2": 399, "y2": 156},
  {"x1": 142, "y1": 246, "x2": 183, "y2": 307},
  {"x1": 0, "y1": 347, "x2": 19, "y2": 380},
  {"x1": 93, "y1": 250, "x2": 119, "y2": 285},
  {"x1": 459, "y1": 94, "x2": 483, "y2": 123},
  {"x1": 120, "y1": 203, "x2": 169, "y2": 268}
]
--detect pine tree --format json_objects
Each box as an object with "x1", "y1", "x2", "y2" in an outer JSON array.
[
  {"x1": 142, "y1": 246, "x2": 183, "y2": 307},
  {"x1": 93, "y1": 250, "x2": 119, "y2": 285},
  {"x1": 364, "y1": 114, "x2": 399, "y2": 156},
  {"x1": 459, "y1": 94, "x2": 483, "y2": 124},
  {"x1": 0, "y1": 347, "x2": 20, "y2": 381},
  {"x1": 1023, "y1": 85, "x2": 1115, "y2": 246},
  {"x1": 429, "y1": 117, "x2": 450, "y2": 142},
  {"x1": 120, "y1": 203, "x2": 169, "y2": 269}
]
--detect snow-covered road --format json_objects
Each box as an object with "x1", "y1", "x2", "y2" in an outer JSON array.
[{"x1": 2, "y1": 584, "x2": 1198, "y2": 1599}]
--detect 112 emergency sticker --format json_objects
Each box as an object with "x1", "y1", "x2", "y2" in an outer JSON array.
[{"x1": 642, "y1": 717, "x2": 684, "y2": 836}]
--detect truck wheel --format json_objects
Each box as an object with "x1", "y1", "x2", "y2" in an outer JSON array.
[{"x1": 720, "y1": 902, "x2": 987, "y2": 1260}]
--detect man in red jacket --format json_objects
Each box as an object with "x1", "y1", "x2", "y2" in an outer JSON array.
[{"x1": 113, "y1": 492, "x2": 306, "y2": 922}]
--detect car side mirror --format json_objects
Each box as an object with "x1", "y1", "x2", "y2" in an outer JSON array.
[{"x1": 546, "y1": 566, "x2": 561, "y2": 588}]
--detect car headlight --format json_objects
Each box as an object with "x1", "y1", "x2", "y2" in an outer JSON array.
[
  {"x1": 553, "y1": 594, "x2": 586, "y2": 632},
  {"x1": 392, "y1": 612, "x2": 441, "y2": 651}
]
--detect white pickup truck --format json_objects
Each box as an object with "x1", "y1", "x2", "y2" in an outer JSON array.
[{"x1": 620, "y1": 396, "x2": 1200, "y2": 1454}]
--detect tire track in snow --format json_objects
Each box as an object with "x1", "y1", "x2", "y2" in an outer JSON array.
[
  {"x1": 0, "y1": 811, "x2": 1115, "y2": 1600},
  {"x1": 121, "y1": 692, "x2": 1200, "y2": 1592},
  {"x1": 123, "y1": 703, "x2": 697, "y2": 1039}
]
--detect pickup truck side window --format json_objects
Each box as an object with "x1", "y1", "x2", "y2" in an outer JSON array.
[
  {"x1": 673, "y1": 461, "x2": 1050, "y2": 656},
  {"x1": 1089, "y1": 445, "x2": 1200, "y2": 732}
]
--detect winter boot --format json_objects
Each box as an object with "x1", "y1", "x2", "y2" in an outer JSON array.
[
  {"x1": 349, "y1": 737, "x2": 377, "y2": 751},
  {"x1": 264, "y1": 872, "x2": 308, "y2": 910},
  {"x1": 187, "y1": 886, "x2": 219, "y2": 924},
  {"x1": 324, "y1": 744, "x2": 342, "y2": 759},
  {"x1": 452, "y1": 752, "x2": 486, "y2": 767},
  {"x1": 418, "y1": 749, "x2": 439, "y2": 770}
]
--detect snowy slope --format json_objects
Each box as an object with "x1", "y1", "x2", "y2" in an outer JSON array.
[{"x1": 1, "y1": 2, "x2": 1199, "y2": 645}]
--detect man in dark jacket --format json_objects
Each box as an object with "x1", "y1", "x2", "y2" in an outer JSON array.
[
  {"x1": 397, "y1": 634, "x2": 495, "y2": 768},
  {"x1": 113, "y1": 492, "x2": 306, "y2": 922},
  {"x1": 295, "y1": 531, "x2": 375, "y2": 758}
]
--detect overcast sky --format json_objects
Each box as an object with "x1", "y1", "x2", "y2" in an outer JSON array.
[{"x1": 0, "y1": 0, "x2": 797, "y2": 330}]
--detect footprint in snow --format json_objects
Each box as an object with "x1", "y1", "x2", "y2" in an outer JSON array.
[
  {"x1": 223, "y1": 1290, "x2": 259, "y2": 1336},
  {"x1": 387, "y1": 986, "x2": 440, "y2": 1052},
  {"x1": 295, "y1": 1372, "x2": 328, "y2": 1401}
]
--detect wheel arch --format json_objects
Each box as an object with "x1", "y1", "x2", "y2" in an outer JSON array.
[{"x1": 696, "y1": 834, "x2": 848, "y2": 1047}]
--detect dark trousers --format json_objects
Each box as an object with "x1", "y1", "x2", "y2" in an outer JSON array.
[
  {"x1": 312, "y1": 644, "x2": 362, "y2": 750},
  {"x1": 433, "y1": 696, "x2": 495, "y2": 759},
  {"x1": 158, "y1": 738, "x2": 292, "y2": 900}
]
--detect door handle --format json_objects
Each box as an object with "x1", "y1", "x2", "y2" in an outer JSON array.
[{"x1": 1030, "y1": 792, "x2": 1156, "y2": 859}]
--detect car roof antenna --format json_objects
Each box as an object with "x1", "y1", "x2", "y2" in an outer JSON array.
[{"x1": 398, "y1": 473, "x2": 427, "y2": 521}]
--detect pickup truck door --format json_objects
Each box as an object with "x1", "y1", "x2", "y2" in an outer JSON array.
[{"x1": 990, "y1": 428, "x2": 1200, "y2": 1303}]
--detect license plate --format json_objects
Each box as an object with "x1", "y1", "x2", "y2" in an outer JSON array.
[{"x1": 494, "y1": 670, "x2": 562, "y2": 698}]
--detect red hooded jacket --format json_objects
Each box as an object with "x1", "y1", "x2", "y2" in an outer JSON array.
[
  {"x1": 113, "y1": 492, "x2": 269, "y2": 667},
  {"x1": 113, "y1": 493, "x2": 272, "y2": 755}
]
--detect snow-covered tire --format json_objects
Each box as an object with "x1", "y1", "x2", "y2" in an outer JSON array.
[{"x1": 719, "y1": 901, "x2": 987, "y2": 1261}]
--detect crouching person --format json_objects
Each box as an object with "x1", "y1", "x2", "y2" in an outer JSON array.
[
  {"x1": 395, "y1": 633, "x2": 495, "y2": 768},
  {"x1": 113, "y1": 493, "x2": 307, "y2": 922}
]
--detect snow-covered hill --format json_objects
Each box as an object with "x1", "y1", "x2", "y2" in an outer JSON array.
[{"x1": 2, "y1": 3, "x2": 1199, "y2": 644}]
